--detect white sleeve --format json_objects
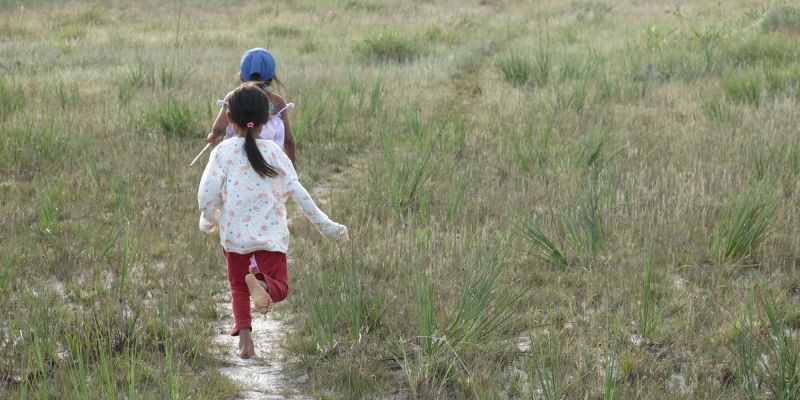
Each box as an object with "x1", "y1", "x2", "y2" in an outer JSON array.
[
  {"x1": 197, "y1": 148, "x2": 225, "y2": 228},
  {"x1": 278, "y1": 152, "x2": 347, "y2": 239}
]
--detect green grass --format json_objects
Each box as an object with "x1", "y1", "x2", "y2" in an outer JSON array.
[
  {"x1": 761, "y1": 287, "x2": 800, "y2": 399},
  {"x1": 354, "y1": 30, "x2": 421, "y2": 62},
  {"x1": 721, "y1": 69, "x2": 763, "y2": 105},
  {"x1": 0, "y1": 80, "x2": 23, "y2": 118},
  {"x1": 712, "y1": 183, "x2": 776, "y2": 263},
  {"x1": 2, "y1": 0, "x2": 800, "y2": 398},
  {"x1": 497, "y1": 51, "x2": 533, "y2": 87},
  {"x1": 637, "y1": 257, "x2": 663, "y2": 340},
  {"x1": 147, "y1": 97, "x2": 202, "y2": 139}
]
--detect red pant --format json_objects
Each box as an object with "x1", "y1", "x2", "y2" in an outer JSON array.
[{"x1": 223, "y1": 250, "x2": 289, "y2": 336}]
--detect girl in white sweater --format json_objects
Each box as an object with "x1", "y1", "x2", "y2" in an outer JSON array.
[{"x1": 198, "y1": 82, "x2": 348, "y2": 358}]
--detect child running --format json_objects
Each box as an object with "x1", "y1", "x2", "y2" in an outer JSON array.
[
  {"x1": 198, "y1": 82, "x2": 348, "y2": 359},
  {"x1": 207, "y1": 48, "x2": 296, "y2": 165},
  {"x1": 206, "y1": 48, "x2": 297, "y2": 277}
]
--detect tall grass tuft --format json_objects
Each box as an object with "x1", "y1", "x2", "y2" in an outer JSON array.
[
  {"x1": 732, "y1": 314, "x2": 758, "y2": 399},
  {"x1": 37, "y1": 183, "x2": 63, "y2": 234},
  {"x1": 535, "y1": 334, "x2": 566, "y2": 400},
  {"x1": 443, "y1": 245, "x2": 520, "y2": 348},
  {"x1": 0, "y1": 254, "x2": 12, "y2": 297},
  {"x1": 509, "y1": 119, "x2": 551, "y2": 174},
  {"x1": 721, "y1": 70, "x2": 762, "y2": 105},
  {"x1": 56, "y1": 81, "x2": 80, "y2": 110},
  {"x1": 520, "y1": 178, "x2": 610, "y2": 268},
  {"x1": 292, "y1": 91, "x2": 330, "y2": 146},
  {"x1": 0, "y1": 79, "x2": 24, "y2": 118},
  {"x1": 308, "y1": 276, "x2": 338, "y2": 353},
  {"x1": 580, "y1": 128, "x2": 610, "y2": 169},
  {"x1": 340, "y1": 250, "x2": 365, "y2": 343},
  {"x1": 761, "y1": 287, "x2": 800, "y2": 399},
  {"x1": 603, "y1": 353, "x2": 616, "y2": 400},
  {"x1": 118, "y1": 225, "x2": 131, "y2": 295},
  {"x1": 559, "y1": 180, "x2": 607, "y2": 264},
  {"x1": 497, "y1": 51, "x2": 533, "y2": 87},
  {"x1": 382, "y1": 127, "x2": 437, "y2": 216},
  {"x1": 369, "y1": 77, "x2": 384, "y2": 115},
  {"x1": 711, "y1": 184, "x2": 776, "y2": 263},
  {"x1": 398, "y1": 342, "x2": 455, "y2": 398},
  {"x1": 519, "y1": 217, "x2": 569, "y2": 267},
  {"x1": 414, "y1": 272, "x2": 436, "y2": 355},
  {"x1": 355, "y1": 31, "x2": 420, "y2": 62},
  {"x1": 149, "y1": 98, "x2": 199, "y2": 138},
  {"x1": 533, "y1": 41, "x2": 553, "y2": 87},
  {"x1": 637, "y1": 258, "x2": 663, "y2": 340},
  {"x1": 700, "y1": 93, "x2": 731, "y2": 123},
  {"x1": 1, "y1": 121, "x2": 69, "y2": 171}
]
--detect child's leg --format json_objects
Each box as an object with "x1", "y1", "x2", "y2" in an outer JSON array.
[
  {"x1": 245, "y1": 274, "x2": 271, "y2": 315},
  {"x1": 252, "y1": 251, "x2": 289, "y2": 303},
  {"x1": 223, "y1": 250, "x2": 253, "y2": 336},
  {"x1": 237, "y1": 328, "x2": 255, "y2": 359}
]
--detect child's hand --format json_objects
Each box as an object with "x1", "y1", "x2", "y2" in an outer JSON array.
[
  {"x1": 320, "y1": 221, "x2": 348, "y2": 240},
  {"x1": 199, "y1": 210, "x2": 220, "y2": 233},
  {"x1": 207, "y1": 132, "x2": 223, "y2": 145}
]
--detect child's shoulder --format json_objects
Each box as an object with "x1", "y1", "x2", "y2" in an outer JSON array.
[
  {"x1": 255, "y1": 138, "x2": 283, "y2": 153},
  {"x1": 255, "y1": 139, "x2": 290, "y2": 162},
  {"x1": 213, "y1": 137, "x2": 242, "y2": 155},
  {"x1": 264, "y1": 90, "x2": 284, "y2": 101}
]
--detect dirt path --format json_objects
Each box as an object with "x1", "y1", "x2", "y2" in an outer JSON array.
[{"x1": 212, "y1": 302, "x2": 307, "y2": 399}]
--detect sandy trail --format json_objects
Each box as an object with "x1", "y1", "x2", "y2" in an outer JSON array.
[{"x1": 212, "y1": 301, "x2": 309, "y2": 399}]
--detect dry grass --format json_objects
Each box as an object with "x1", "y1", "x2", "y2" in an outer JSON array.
[{"x1": 1, "y1": 0, "x2": 800, "y2": 398}]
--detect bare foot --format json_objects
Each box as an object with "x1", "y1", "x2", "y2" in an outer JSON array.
[
  {"x1": 245, "y1": 273, "x2": 271, "y2": 315},
  {"x1": 238, "y1": 329, "x2": 255, "y2": 359}
]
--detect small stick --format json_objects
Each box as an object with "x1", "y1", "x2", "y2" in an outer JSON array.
[{"x1": 189, "y1": 143, "x2": 211, "y2": 167}]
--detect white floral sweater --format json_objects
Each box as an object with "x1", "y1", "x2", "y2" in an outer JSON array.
[{"x1": 197, "y1": 137, "x2": 346, "y2": 254}]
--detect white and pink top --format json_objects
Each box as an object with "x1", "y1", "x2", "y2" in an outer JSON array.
[{"x1": 198, "y1": 137, "x2": 346, "y2": 254}]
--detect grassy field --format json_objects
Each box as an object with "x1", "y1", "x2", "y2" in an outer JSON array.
[{"x1": 2, "y1": 0, "x2": 800, "y2": 398}]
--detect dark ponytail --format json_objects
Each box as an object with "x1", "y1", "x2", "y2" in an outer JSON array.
[
  {"x1": 227, "y1": 82, "x2": 278, "y2": 178},
  {"x1": 244, "y1": 125, "x2": 276, "y2": 177}
]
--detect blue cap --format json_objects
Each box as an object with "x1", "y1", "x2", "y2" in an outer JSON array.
[{"x1": 240, "y1": 48, "x2": 276, "y2": 81}]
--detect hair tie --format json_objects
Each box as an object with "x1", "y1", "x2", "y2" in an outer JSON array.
[{"x1": 246, "y1": 122, "x2": 254, "y2": 128}]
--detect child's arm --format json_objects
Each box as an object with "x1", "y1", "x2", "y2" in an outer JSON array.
[
  {"x1": 208, "y1": 92, "x2": 233, "y2": 144},
  {"x1": 277, "y1": 152, "x2": 347, "y2": 240},
  {"x1": 281, "y1": 111, "x2": 296, "y2": 167},
  {"x1": 287, "y1": 180, "x2": 347, "y2": 239},
  {"x1": 197, "y1": 148, "x2": 225, "y2": 231},
  {"x1": 266, "y1": 92, "x2": 296, "y2": 166}
]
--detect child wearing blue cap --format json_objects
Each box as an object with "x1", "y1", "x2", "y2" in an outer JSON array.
[
  {"x1": 205, "y1": 49, "x2": 299, "y2": 297},
  {"x1": 207, "y1": 48, "x2": 296, "y2": 165}
]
